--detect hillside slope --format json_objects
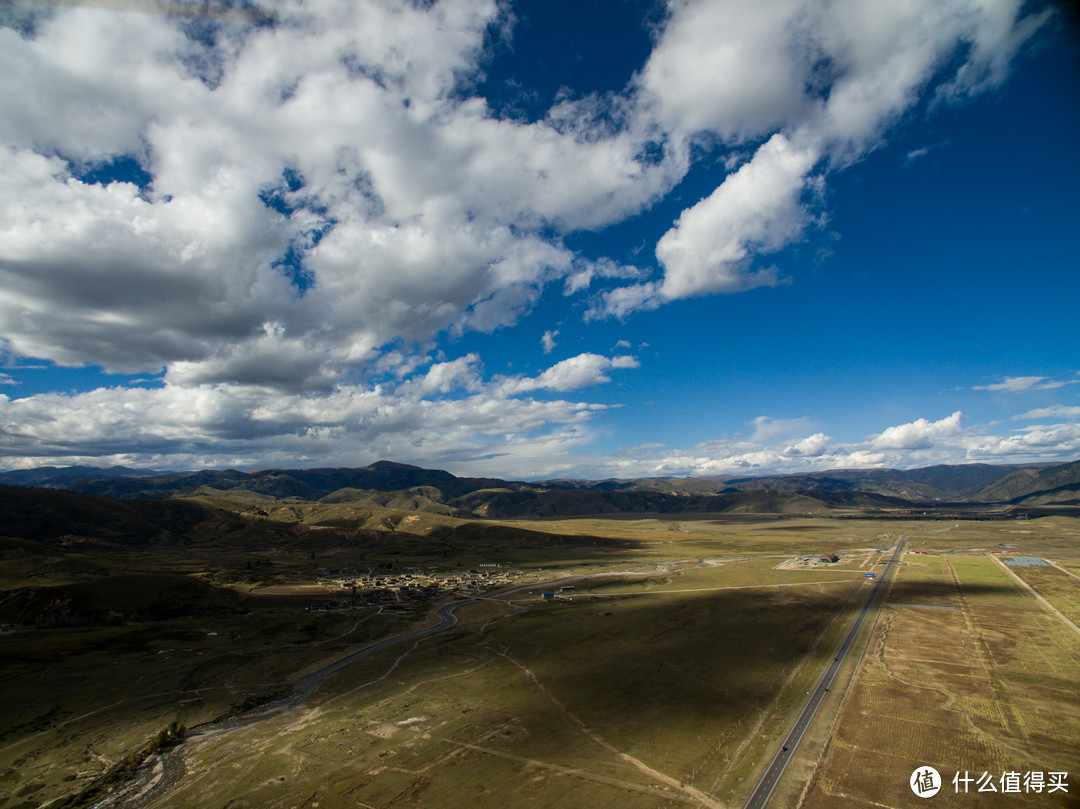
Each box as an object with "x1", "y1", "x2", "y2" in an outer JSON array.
[
  {"x1": 0, "y1": 465, "x2": 166, "y2": 488},
  {"x1": 7, "y1": 459, "x2": 1077, "y2": 515},
  {"x1": 455, "y1": 487, "x2": 906, "y2": 518},
  {"x1": 966, "y1": 460, "x2": 1080, "y2": 502},
  {"x1": 0, "y1": 485, "x2": 229, "y2": 545},
  {"x1": 539, "y1": 462, "x2": 1030, "y2": 501},
  {"x1": 1011, "y1": 481, "x2": 1080, "y2": 506},
  {"x1": 69, "y1": 461, "x2": 513, "y2": 500}
]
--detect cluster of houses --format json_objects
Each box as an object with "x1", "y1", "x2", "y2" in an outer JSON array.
[{"x1": 305, "y1": 565, "x2": 525, "y2": 612}]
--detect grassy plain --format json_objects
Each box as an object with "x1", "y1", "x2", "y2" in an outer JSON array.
[
  {"x1": 799, "y1": 522, "x2": 1080, "y2": 809},
  {"x1": 134, "y1": 567, "x2": 869, "y2": 809},
  {"x1": 1005, "y1": 563, "x2": 1080, "y2": 629},
  {"x1": 2, "y1": 511, "x2": 1078, "y2": 809}
]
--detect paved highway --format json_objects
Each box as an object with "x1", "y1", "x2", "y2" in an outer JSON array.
[{"x1": 742, "y1": 537, "x2": 905, "y2": 809}]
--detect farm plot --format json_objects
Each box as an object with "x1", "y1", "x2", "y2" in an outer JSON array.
[
  {"x1": 1003, "y1": 561, "x2": 1080, "y2": 630},
  {"x1": 800, "y1": 554, "x2": 1080, "y2": 808}
]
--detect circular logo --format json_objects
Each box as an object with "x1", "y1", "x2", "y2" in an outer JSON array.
[{"x1": 910, "y1": 766, "x2": 941, "y2": 798}]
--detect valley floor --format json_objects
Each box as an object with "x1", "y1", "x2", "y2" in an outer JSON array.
[{"x1": 2, "y1": 516, "x2": 1079, "y2": 809}]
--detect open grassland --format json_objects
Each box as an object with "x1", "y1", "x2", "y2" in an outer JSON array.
[
  {"x1": 1004, "y1": 563, "x2": 1080, "y2": 631},
  {"x1": 0, "y1": 608, "x2": 416, "y2": 808},
  {"x1": 490, "y1": 515, "x2": 901, "y2": 557},
  {"x1": 902, "y1": 516, "x2": 1080, "y2": 560},
  {"x1": 568, "y1": 555, "x2": 877, "y2": 598},
  {"x1": 800, "y1": 549, "x2": 1080, "y2": 808},
  {"x1": 143, "y1": 572, "x2": 867, "y2": 809},
  {"x1": 2, "y1": 513, "x2": 1078, "y2": 809},
  {"x1": 1, "y1": 512, "x2": 890, "y2": 809}
]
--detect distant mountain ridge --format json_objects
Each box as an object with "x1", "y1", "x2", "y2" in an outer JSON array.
[
  {"x1": 0, "y1": 465, "x2": 167, "y2": 489},
  {"x1": 537, "y1": 462, "x2": 1052, "y2": 501},
  {"x1": 966, "y1": 459, "x2": 1080, "y2": 503},
  {"x1": 455, "y1": 487, "x2": 913, "y2": 518},
  {"x1": 52, "y1": 460, "x2": 516, "y2": 501},
  {"x1": 2, "y1": 459, "x2": 1078, "y2": 516}
]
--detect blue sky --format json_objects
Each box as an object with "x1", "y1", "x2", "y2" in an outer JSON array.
[{"x1": 0, "y1": 0, "x2": 1078, "y2": 479}]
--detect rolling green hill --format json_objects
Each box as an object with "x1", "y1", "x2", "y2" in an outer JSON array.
[
  {"x1": 67, "y1": 460, "x2": 514, "y2": 500},
  {"x1": 1010, "y1": 481, "x2": 1080, "y2": 506},
  {"x1": 318, "y1": 485, "x2": 458, "y2": 514},
  {"x1": 0, "y1": 573, "x2": 243, "y2": 627},
  {"x1": 965, "y1": 459, "x2": 1080, "y2": 502},
  {"x1": 0, "y1": 485, "x2": 231, "y2": 545},
  {"x1": 454, "y1": 487, "x2": 907, "y2": 518},
  {"x1": 539, "y1": 462, "x2": 1035, "y2": 501},
  {"x1": 6, "y1": 459, "x2": 1078, "y2": 521}
]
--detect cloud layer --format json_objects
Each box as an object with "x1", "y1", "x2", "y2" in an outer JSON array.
[
  {"x1": 1, "y1": 0, "x2": 1048, "y2": 376},
  {"x1": 0, "y1": 0, "x2": 1071, "y2": 476},
  {"x1": 595, "y1": 0, "x2": 1051, "y2": 315},
  {"x1": 0, "y1": 354, "x2": 626, "y2": 475},
  {"x1": 3, "y1": 380, "x2": 1079, "y2": 479}
]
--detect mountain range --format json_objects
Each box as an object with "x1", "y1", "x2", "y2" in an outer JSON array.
[
  {"x1": 538, "y1": 463, "x2": 1033, "y2": 501},
  {"x1": 2, "y1": 459, "x2": 1079, "y2": 518}
]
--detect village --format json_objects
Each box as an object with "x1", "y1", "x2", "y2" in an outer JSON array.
[{"x1": 303, "y1": 564, "x2": 530, "y2": 612}]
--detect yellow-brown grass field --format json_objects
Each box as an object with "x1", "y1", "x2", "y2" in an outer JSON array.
[
  {"x1": 3, "y1": 514, "x2": 1079, "y2": 809},
  {"x1": 800, "y1": 526, "x2": 1080, "y2": 808}
]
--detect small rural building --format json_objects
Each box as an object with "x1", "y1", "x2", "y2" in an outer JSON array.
[{"x1": 819, "y1": 552, "x2": 839, "y2": 563}]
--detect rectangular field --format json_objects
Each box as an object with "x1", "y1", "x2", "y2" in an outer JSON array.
[{"x1": 800, "y1": 551, "x2": 1080, "y2": 808}]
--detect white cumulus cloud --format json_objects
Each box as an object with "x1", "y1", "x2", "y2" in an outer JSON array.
[
  {"x1": 0, "y1": 376, "x2": 612, "y2": 479},
  {"x1": 499, "y1": 353, "x2": 640, "y2": 395},
  {"x1": 595, "y1": 0, "x2": 1047, "y2": 317},
  {"x1": 0, "y1": 0, "x2": 1062, "y2": 474},
  {"x1": 541, "y1": 330, "x2": 558, "y2": 354},
  {"x1": 871, "y1": 411, "x2": 964, "y2": 450}
]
